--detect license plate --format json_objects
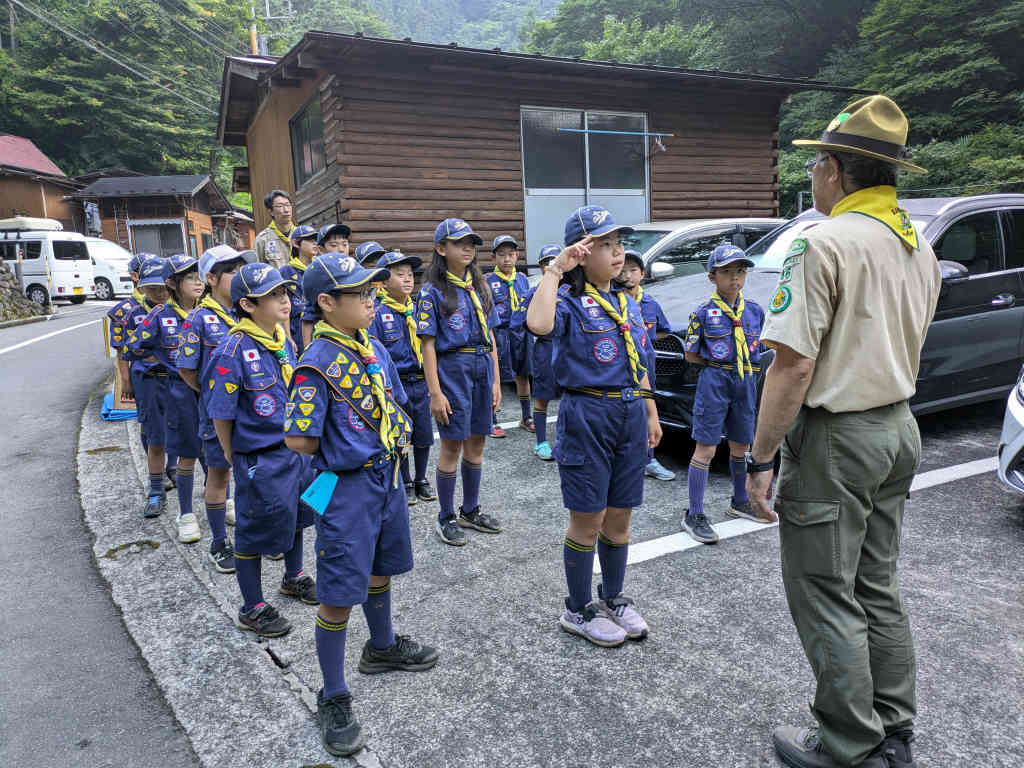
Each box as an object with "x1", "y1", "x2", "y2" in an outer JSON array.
[{"x1": 73, "y1": 287, "x2": 84, "y2": 295}]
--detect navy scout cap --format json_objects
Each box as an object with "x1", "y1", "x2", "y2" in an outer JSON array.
[
  {"x1": 167, "y1": 253, "x2": 198, "y2": 275},
  {"x1": 564, "y1": 205, "x2": 634, "y2": 246},
  {"x1": 302, "y1": 253, "x2": 390, "y2": 309},
  {"x1": 492, "y1": 234, "x2": 519, "y2": 252},
  {"x1": 317, "y1": 223, "x2": 352, "y2": 245},
  {"x1": 290, "y1": 224, "x2": 318, "y2": 244},
  {"x1": 375, "y1": 250, "x2": 422, "y2": 271},
  {"x1": 707, "y1": 243, "x2": 755, "y2": 272},
  {"x1": 354, "y1": 241, "x2": 386, "y2": 264},
  {"x1": 129, "y1": 252, "x2": 154, "y2": 274},
  {"x1": 434, "y1": 218, "x2": 483, "y2": 246},
  {"x1": 138, "y1": 256, "x2": 172, "y2": 287},
  {"x1": 538, "y1": 244, "x2": 561, "y2": 266},
  {"x1": 230, "y1": 263, "x2": 294, "y2": 306}
]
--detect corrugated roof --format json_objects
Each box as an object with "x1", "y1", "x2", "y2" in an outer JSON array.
[
  {"x1": 0, "y1": 134, "x2": 65, "y2": 176},
  {"x1": 76, "y1": 174, "x2": 211, "y2": 198}
]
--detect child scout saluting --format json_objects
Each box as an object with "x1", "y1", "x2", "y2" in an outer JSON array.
[
  {"x1": 179, "y1": 245, "x2": 253, "y2": 573},
  {"x1": 206, "y1": 263, "x2": 317, "y2": 638},
  {"x1": 526, "y1": 206, "x2": 662, "y2": 648},
  {"x1": 418, "y1": 218, "x2": 504, "y2": 547},
  {"x1": 523, "y1": 244, "x2": 564, "y2": 461},
  {"x1": 126, "y1": 256, "x2": 174, "y2": 518},
  {"x1": 616, "y1": 249, "x2": 676, "y2": 482},
  {"x1": 681, "y1": 243, "x2": 772, "y2": 545},
  {"x1": 486, "y1": 235, "x2": 534, "y2": 436},
  {"x1": 370, "y1": 251, "x2": 437, "y2": 505},
  {"x1": 282, "y1": 225, "x2": 319, "y2": 356},
  {"x1": 284, "y1": 253, "x2": 439, "y2": 759}
]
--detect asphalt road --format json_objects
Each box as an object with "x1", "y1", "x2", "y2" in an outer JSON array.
[{"x1": 0, "y1": 301, "x2": 198, "y2": 768}]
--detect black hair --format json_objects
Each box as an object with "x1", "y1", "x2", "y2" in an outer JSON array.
[
  {"x1": 167, "y1": 265, "x2": 199, "y2": 306},
  {"x1": 561, "y1": 266, "x2": 587, "y2": 297},
  {"x1": 424, "y1": 245, "x2": 494, "y2": 316},
  {"x1": 233, "y1": 295, "x2": 258, "y2": 319},
  {"x1": 830, "y1": 151, "x2": 898, "y2": 190},
  {"x1": 263, "y1": 189, "x2": 291, "y2": 210},
  {"x1": 209, "y1": 258, "x2": 243, "y2": 279}
]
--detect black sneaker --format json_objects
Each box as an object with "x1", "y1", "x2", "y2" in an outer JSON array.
[
  {"x1": 143, "y1": 494, "x2": 164, "y2": 518},
  {"x1": 209, "y1": 540, "x2": 236, "y2": 574},
  {"x1": 681, "y1": 511, "x2": 719, "y2": 544},
  {"x1": 414, "y1": 480, "x2": 437, "y2": 501},
  {"x1": 317, "y1": 689, "x2": 365, "y2": 757},
  {"x1": 435, "y1": 516, "x2": 466, "y2": 546},
  {"x1": 358, "y1": 634, "x2": 440, "y2": 674},
  {"x1": 164, "y1": 468, "x2": 177, "y2": 491},
  {"x1": 727, "y1": 497, "x2": 774, "y2": 524},
  {"x1": 237, "y1": 602, "x2": 292, "y2": 637},
  {"x1": 404, "y1": 482, "x2": 418, "y2": 506},
  {"x1": 457, "y1": 505, "x2": 502, "y2": 533},
  {"x1": 279, "y1": 573, "x2": 318, "y2": 605},
  {"x1": 882, "y1": 729, "x2": 916, "y2": 767}
]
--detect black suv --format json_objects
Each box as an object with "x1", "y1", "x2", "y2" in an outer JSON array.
[{"x1": 644, "y1": 194, "x2": 1024, "y2": 431}]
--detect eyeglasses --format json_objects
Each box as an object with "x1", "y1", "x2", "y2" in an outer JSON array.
[
  {"x1": 804, "y1": 158, "x2": 821, "y2": 179},
  {"x1": 333, "y1": 286, "x2": 377, "y2": 302}
]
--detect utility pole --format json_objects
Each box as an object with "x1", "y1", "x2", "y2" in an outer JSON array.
[
  {"x1": 8, "y1": 1, "x2": 16, "y2": 53},
  {"x1": 256, "y1": 0, "x2": 294, "y2": 56}
]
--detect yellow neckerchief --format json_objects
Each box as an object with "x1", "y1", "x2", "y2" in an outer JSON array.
[
  {"x1": 132, "y1": 288, "x2": 152, "y2": 313},
  {"x1": 288, "y1": 256, "x2": 308, "y2": 273},
  {"x1": 446, "y1": 270, "x2": 490, "y2": 339},
  {"x1": 230, "y1": 318, "x2": 293, "y2": 386},
  {"x1": 492, "y1": 267, "x2": 521, "y2": 312},
  {"x1": 165, "y1": 297, "x2": 191, "y2": 320},
  {"x1": 710, "y1": 291, "x2": 751, "y2": 379},
  {"x1": 200, "y1": 295, "x2": 234, "y2": 326},
  {"x1": 313, "y1": 322, "x2": 396, "y2": 456},
  {"x1": 632, "y1": 285, "x2": 644, "y2": 304},
  {"x1": 583, "y1": 283, "x2": 644, "y2": 387},
  {"x1": 269, "y1": 219, "x2": 295, "y2": 250},
  {"x1": 830, "y1": 184, "x2": 919, "y2": 251},
  {"x1": 377, "y1": 289, "x2": 422, "y2": 366}
]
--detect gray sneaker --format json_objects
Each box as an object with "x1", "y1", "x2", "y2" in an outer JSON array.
[
  {"x1": 237, "y1": 602, "x2": 291, "y2": 637},
  {"x1": 681, "y1": 511, "x2": 719, "y2": 544},
  {"x1": 727, "y1": 497, "x2": 774, "y2": 523},
  {"x1": 559, "y1": 599, "x2": 627, "y2": 647},
  {"x1": 318, "y1": 689, "x2": 365, "y2": 757},
  {"x1": 597, "y1": 585, "x2": 649, "y2": 640},
  {"x1": 458, "y1": 505, "x2": 502, "y2": 533},
  {"x1": 279, "y1": 573, "x2": 318, "y2": 605},
  {"x1": 435, "y1": 516, "x2": 466, "y2": 546},
  {"x1": 773, "y1": 726, "x2": 889, "y2": 768}
]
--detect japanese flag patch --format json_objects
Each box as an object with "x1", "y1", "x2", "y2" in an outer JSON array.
[
  {"x1": 581, "y1": 296, "x2": 597, "y2": 307},
  {"x1": 708, "y1": 308, "x2": 722, "y2": 317},
  {"x1": 243, "y1": 349, "x2": 259, "y2": 362},
  {"x1": 382, "y1": 313, "x2": 394, "y2": 322},
  {"x1": 161, "y1": 317, "x2": 177, "y2": 327},
  {"x1": 204, "y1": 314, "x2": 219, "y2": 325}
]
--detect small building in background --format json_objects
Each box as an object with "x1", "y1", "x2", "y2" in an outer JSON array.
[
  {"x1": 217, "y1": 34, "x2": 858, "y2": 265},
  {"x1": 72, "y1": 174, "x2": 241, "y2": 257},
  {"x1": 0, "y1": 134, "x2": 85, "y2": 231}
]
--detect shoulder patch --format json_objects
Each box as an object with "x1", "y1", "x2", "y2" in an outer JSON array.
[
  {"x1": 787, "y1": 238, "x2": 808, "y2": 257},
  {"x1": 769, "y1": 286, "x2": 792, "y2": 313}
]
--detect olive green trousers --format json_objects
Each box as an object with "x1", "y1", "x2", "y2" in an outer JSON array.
[{"x1": 776, "y1": 401, "x2": 919, "y2": 767}]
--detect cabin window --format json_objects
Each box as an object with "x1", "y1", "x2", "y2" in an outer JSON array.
[{"x1": 290, "y1": 96, "x2": 325, "y2": 188}]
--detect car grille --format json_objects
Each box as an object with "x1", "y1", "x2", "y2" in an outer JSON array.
[{"x1": 653, "y1": 334, "x2": 688, "y2": 379}]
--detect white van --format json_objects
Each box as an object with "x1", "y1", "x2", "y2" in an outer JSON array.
[
  {"x1": 0, "y1": 217, "x2": 95, "y2": 305},
  {"x1": 85, "y1": 237, "x2": 134, "y2": 300}
]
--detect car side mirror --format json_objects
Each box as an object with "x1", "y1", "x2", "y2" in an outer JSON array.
[
  {"x1": 649, "y1": 261, "x2": 674, "y2": 280},
  {"x1": 939, "y1": 259, "x2": 968, "y2": 281}
]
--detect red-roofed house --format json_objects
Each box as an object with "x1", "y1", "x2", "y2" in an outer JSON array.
[{"x1": 0, "y1": 134, "x2": 85, "y2": 231}]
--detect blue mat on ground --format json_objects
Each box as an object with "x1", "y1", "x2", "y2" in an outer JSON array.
[{"x1": 101, "y1": 392, "x2": 137, "y2": 421}]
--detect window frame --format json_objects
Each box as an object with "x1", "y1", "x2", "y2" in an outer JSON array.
[
  {"x1": 289, "y1": 95, "x2": 326, "y2": 189},
  {"x1": 933, "y1": 210, "x2": 1005, "y2": 277}
]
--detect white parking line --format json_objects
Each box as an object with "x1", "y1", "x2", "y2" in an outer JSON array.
[
  {"x1": 0, "y1": 319, "x2": 101, "y2": 356},
  {"x1": 432, "y1": 416, "x2": 551, "y2": 440},
  {"x1": 597, "y1": 454, "x2": 1000, "y2": 573}
]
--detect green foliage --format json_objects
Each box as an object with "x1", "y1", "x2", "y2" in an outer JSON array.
[{"x1": 582, "y1": 18, "x2": 718, "y2": 68}]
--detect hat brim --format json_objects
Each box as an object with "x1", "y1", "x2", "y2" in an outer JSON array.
[
  {"x1": 793, "y1": 139, "x2": 927, "y2": 173},
  {"x1": 138, "y1": 275, "x2": 169, "y2": 287},
  {"x1": 329, "y1": 266, "x2": 390, "y2": 291},
  {"x1": 589, "y1": 223, "x2": 635, "y2": 239},
  {"x1": 492, "y1": 240, "x2": 519, "y2": 252},
  {"x1": 171, "y1": 259, "x2": 198, "y2": 275},
  {"x1": 236, "y1": 250, "x2": 257, "y2": 264},
  {"x1": 245, "y1": 275, "x2": 296, "y2": 299},
  {"x1": 440, "y1": 234, "x2": 484, "y2": 246},
  {"x1": 355, "y1": 250, "x2": 385, "y2": 265},
  {"x1": 380, "y1": 255, "x2": 422, "y2": 271},
  {"x1": 318, "y1": 225, "x2": 352, "y2": 244},
  {"x1": 709, "y1": 256, "x2": 755, "y2": 270}
]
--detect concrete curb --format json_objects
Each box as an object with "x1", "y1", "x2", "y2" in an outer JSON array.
[
  {"x1": 76, "y1": 377, "x2": 367, "y2": 768},
  {"x1": 0, "y1": 312, "x2": 51, "y2": 329}
]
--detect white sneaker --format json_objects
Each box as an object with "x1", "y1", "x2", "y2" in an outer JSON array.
[
  {"x1": 225, "y1": 498, "x2": 236, "y2": 526},
  {"x1": 597, "y1": 586, "x2": 649, "y2": 639},
  {"x1": 558, "y1": 599, "x2": 627, "y2": 647},
  {"x1": 177, "y1": 513, "x2": 201, "y2": 543}
]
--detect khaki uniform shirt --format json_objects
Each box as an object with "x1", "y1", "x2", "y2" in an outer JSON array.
[
  {"x1": 254, "y1": 225, "x2": 291, "y2": 269},
  {"x1": 761, "y1": 210, "x2": 941, "y2": 413}
]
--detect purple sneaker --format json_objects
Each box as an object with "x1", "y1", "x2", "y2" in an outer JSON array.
[
  {"x1": 597, "y1": 585, "x2": 649, "y2": 640},
  {"x1": 559, "y1": 599, "x2": 627, "y2": 647}
]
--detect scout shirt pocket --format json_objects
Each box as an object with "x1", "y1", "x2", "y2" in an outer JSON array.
[
  {"x1": 241, "y1": 351, "x2": 278, "y2": 392},
  {"x1": 575, "y1": 295, "x2": 617, "y2": 333},
  {"x1": 776, "y1": 497, "x2": 841, "y2": 580},
  {"x1": 703, "y1": 319, "x2": 733, "y2": 362}
]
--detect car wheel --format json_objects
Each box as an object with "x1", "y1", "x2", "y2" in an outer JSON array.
[
  {"x1": 26, "y1": 285, "x2": 49, "y2": 306},
  {"x1": 94, "y1": 278, "x2": 113, "y2": 301},
  {"x1": 69, "y1": 296, "x2": 87, "y2": 304}
]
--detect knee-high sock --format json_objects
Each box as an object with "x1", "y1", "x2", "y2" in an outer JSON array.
[
  {"x1": 520, "y1": 396, "x2": 531, "y2": 422},
  {"x1": 362, "y1": 582, "x2": 395, "y2": 650},
  {"x1": 730, "y1": 455, "x2": 748, "y2": 502},
  {"x1": 176, "y1": 466, "x2": 195, "y2": 518},
  {"x1": 597, "y1": 533, "x2": 628, "y2": 600},
  {"x1": 316, "y1": 615, "x2": 349, "y2": 700},
  {"x1": 534, "y1": 409, "x2": 547, "y2": 445},
  {"x1": 563, "y1": 537, "x2": 595, "y2": 613},
  {"x1": 165, "y1": 452, "x2": 178, "y2": 473},
  {"x1": 284, "y1": 528, "x2": 304, "y2": 580},
  {"x1": 460, "y1": 459, "x2": 482, "y2": 512},
  {"x1": 148, "y1": 472, "x2": 163, "y2": 498},
  {"x1": 400, "y1": 455, "x2": 412, "y2": 485},
  {"x1": 437, "y1": 468, "x2": 457, "y2": 522},
  {"x1": 688, "y1": 458, "x2": 710, "y2": 517},
  {"x1": 206, "y1": 501, "x2": 227, "y2": 549},
  {"x1": 413, "y1": 446, "x2": 430, "y2": 483},
  {"x1": 235, "y1": 553, "x2": 263, "y2": 613}
]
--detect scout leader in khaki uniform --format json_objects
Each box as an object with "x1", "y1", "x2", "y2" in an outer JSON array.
[
  {"x1": 745, "y1": 96, "x2": 941, "y2": 768},
  {"x1": 254, "y1": 188, "x2": 295, "y2": 269}
]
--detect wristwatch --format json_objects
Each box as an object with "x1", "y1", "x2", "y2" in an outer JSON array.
[{"x1": 745, "y1": 452, "x2": 774, "y2": 474}]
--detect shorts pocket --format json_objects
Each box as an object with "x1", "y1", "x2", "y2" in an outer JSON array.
[
  {"x1": 246, "y1": 454, "x2": 297, "y2": 523},
  {"x1": 777, "y1": 497, "x2": 841, "y2": 579},
  {"x1": 554, "y1": 446, "x2": 585, "y2": 467}
]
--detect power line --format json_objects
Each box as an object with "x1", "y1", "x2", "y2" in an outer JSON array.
[
  {"x1": 156, "y1": 0, "x2": 245, "y2": 51},
  {"x1": 10, "y1": 0, "x2": 218, "y2": 116}
]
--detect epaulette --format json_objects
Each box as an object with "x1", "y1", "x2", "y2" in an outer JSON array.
[{"x1": 222, "y1": 332, "x2": 243, "y2": 356}]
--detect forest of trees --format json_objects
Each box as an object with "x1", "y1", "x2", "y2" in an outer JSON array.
[{"x1": 1, "y1": 0, "x2": 1020, "y2": 215}]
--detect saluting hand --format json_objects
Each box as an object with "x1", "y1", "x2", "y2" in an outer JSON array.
[
  {"x1": 430, "y1": 390, "x2": 453, "y2": 425},
  {"x1": 555, "y1": 236, "x2": 592, "y2": 273}
]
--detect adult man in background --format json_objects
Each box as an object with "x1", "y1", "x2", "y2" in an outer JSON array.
[
  {"x1": 254, "y1": 189, "x2": 294, "y2": 269},
  {"x1": 745, "y1": 95, "x2": 941, "y2": 768}
]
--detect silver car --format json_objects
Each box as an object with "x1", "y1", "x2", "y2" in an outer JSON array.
[{"x1": 998, "y1": 367, "x2": 1024, "y2": 492}]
